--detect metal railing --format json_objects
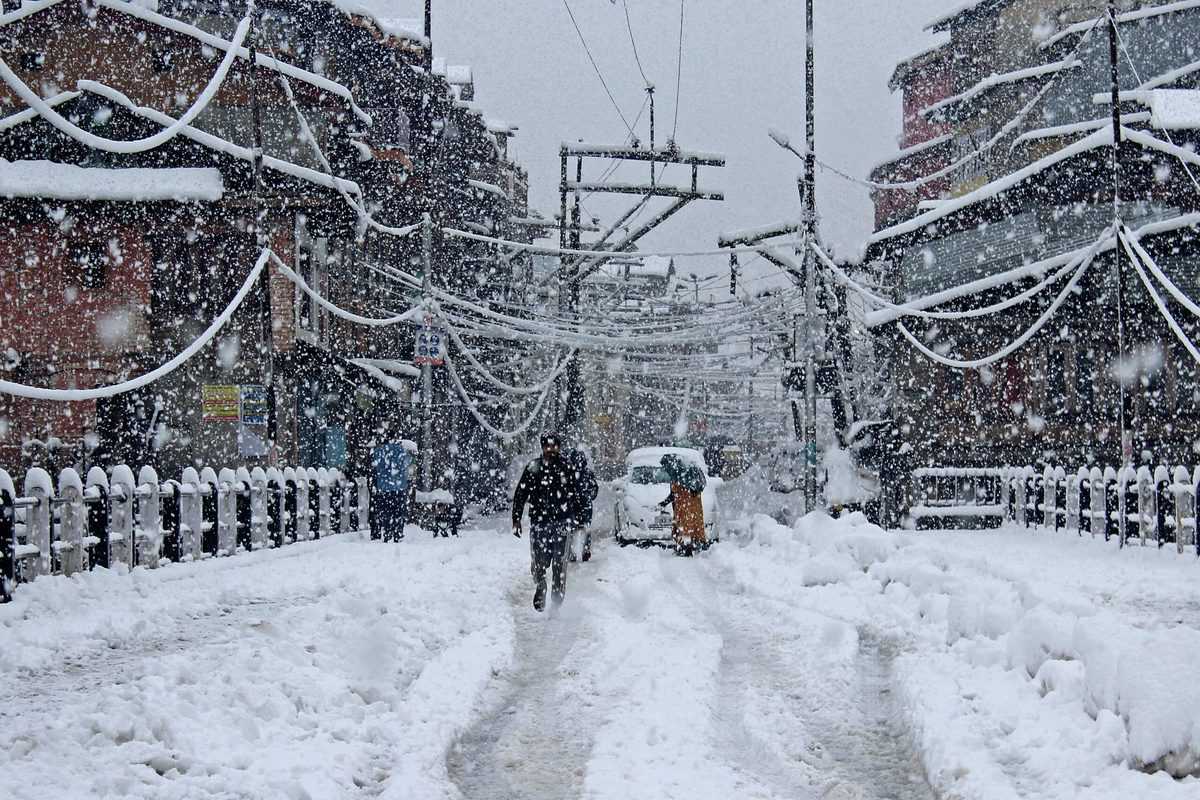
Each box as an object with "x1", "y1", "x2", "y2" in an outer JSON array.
[
  {"x1": 908, "y1": 464, "x2": 1200, "y2": 556},
  {"x1": 0, "y1": 464, "x2": 370, "y2": 602},
  {"x1": 909, "y1": 468, "x2": 1008, "y2": 527}
]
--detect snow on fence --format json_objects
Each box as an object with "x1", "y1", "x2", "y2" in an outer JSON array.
[
  {"x1": 910, "y1": 464, "x2": 1200, "y2": 556},
  {"x1": 0, "y1": 464, "x2": 370, "y2": 602}
]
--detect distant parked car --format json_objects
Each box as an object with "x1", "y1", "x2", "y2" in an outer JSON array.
[{"x1": 612, "y1": 447, "x2": 721, "y2": 546}]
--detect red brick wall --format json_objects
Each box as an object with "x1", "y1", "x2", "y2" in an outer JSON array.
[
  {"x1": 0, "y1": 220, "x2": 152, "y2": 464},
  {"x1": 268, "y1": 221, "x2": 296, "y2": 354}
]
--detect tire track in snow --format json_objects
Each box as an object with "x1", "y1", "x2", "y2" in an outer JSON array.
[
  {"x1": 689, "y1": 552, "x2": 938, "y2": 800},
  {"x1": 447, "y1": 553, "x2": 606, "y2": 800}
]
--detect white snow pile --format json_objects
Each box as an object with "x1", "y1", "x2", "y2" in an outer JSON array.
[{"x1": 725, "y1": 511, "x2": 1200, "y2": 798}]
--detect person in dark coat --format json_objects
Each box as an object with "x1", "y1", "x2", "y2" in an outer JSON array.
[
  {"x1": 512, "y1": 434, "x2": 575, "y2": 611},
  {"x1": 565, "y1": 449, "x2": 599, "y2": 562},
  {"x1": 371, "y1": 438, "x2": 415, "y2": 542}
]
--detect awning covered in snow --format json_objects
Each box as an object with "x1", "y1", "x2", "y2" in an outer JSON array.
[{"x1": 0, "y1": 159, "x2": 223, "y2": 202}]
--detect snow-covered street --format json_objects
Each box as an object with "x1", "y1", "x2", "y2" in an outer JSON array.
[{"x1": 2, "y1": 512, "x2": 1198, "y2": 800}]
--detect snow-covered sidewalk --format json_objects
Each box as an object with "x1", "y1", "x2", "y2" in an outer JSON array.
[
  {"x1": 1, "y1": 515, "x2": 1198, "y2": 799},
  {"x1": 0, "y1": 529, "x2": 528, "y2": 799}
]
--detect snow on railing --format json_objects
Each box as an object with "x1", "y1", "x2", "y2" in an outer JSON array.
[
  {"x1": 909, "y1": 464, "x2": 1200, "y2": 557},
  {"x1": 0, "y1": 463, "x2": 370, "y2": 602}
]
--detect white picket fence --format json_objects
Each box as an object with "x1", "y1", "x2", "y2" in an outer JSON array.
[
  {"x1": 0, "y1": 464, "x2": 370, "y2": 601},
  {"x1": 910, "y1": 465, "x2": 1200, "y2": 556}
]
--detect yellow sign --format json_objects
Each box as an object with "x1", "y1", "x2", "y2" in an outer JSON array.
[{"x1": 202, "y1": 385, "x2": 240, "y2": 422}]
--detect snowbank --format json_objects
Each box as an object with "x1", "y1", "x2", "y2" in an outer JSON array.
[{"x1": 710, "y1": 512, "x2": 1200, "y2": 797}]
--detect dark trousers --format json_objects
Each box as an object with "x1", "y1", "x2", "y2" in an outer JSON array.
[
  {"x1": 530, "y1": 520, "x2": 570, "y2": 600},
  {"x1": 373, "y1": 491, "x2": 408, "y2": 542}
]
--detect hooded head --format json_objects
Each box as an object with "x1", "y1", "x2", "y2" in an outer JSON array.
[
  {"x1": 660, "y1": 454, "x2": 683, "y2": 479},
  {"x1": 540, "y1": 433, "x2": 562, "y2": 463}
]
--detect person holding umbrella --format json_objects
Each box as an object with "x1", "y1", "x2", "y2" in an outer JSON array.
[{"x1": 657, "y1": 454, "x2": 707, "y2": 556}]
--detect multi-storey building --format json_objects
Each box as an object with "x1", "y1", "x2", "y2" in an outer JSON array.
[
  {"x1": 0, "y1": 0, "x2": 530, "y2": 485},
  {"x1": 868, "y1": 0, "x2": 1200, "y2": 469}
]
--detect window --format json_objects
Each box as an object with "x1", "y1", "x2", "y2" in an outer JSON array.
[
  {"x1": 294, "y1": 217, "x2": 328, "y2": 344},
  {"x1": 1046, "y1": 344, "x2": 1071, "y2": 418},
  {"x1": 1076, "y1": 347, "x2": 1098, "y2": 415},
  {"x1": 19, "y1": 51, "x2": 43, "y2": 71},
  {"x1": 367, "y1": 107, "x2": 411, "y2": 151}
]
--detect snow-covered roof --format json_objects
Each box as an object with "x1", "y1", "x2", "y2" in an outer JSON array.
[
  {"x1": 869, "y1": 126, "x2": 1115, "y2": 246},
  {"x1": 1142, "y1": 89, "x2": 1200, "y2": 130},
  {"x1": 327, "y1": 1, "x2": 427, "y2": 45},
  {"x1": 920, "y1": 58, "x2": 1081, "y2": 120},
  {"x1": 0, "y1": 159, "x2": 223, "y2": 202},
  {"x1": 925, "y1": 0, "x2": 1005, "y2": 32},
  {"x1": 888, "y1": 39, "x2": 952, "y2": 91},
  {"x1": 870, "y1": 133, "x2": 953, "y2": 175},
  {"x1": 467, "y1": 178, "x2": 509, "y2": 201},
  {"x1": 445, "y1": 65, "x2": 473, "y2": 86},
  {"x1": 1041, "y1": 0, "x2": 1200, "y2": 50},
  {"x1": 627, "y1": 256, "x2": 672, "y2": 279}
]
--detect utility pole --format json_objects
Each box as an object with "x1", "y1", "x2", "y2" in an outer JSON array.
[
  {"x1": 1108, "y1": 1, "x2": 1133, "y2": 543},
  {"x1": 747, "y1": 338, "x2": 756, "y2": 456},
  {"x1": 563, "y1": 154, "x2": 584, "y2": 438},
  {"x1": 421, "y1": 213, "x2": 434, "y2": 493},
  {"x1": 247, "y1": 0, "x2": 275, "y2": 461},
  {"x1": 423, "y1": 0, "x2": 433, "y2": 70},
  {"x1": 801, "y1": 0, "x2": 819, "y2": 511}
]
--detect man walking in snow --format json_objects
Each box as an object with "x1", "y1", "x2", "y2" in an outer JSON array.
[{"x1": 512, "y1": 434, "x2": 575, "y2": 611}]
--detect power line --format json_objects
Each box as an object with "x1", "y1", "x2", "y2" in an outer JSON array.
[
  {"x1": 622, "y1": 0, "x2": 653, "y2": 89},
  {"x1": 672, "y1": 0, "x2": 685, "y2": 141},
  {"x1": 562, "y1": 0, "x2": 635, "y2": 138}
]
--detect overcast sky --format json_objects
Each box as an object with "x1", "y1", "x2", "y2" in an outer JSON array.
[{"x1": 366, "y1": 1, "x2": 963, "y2": 286}]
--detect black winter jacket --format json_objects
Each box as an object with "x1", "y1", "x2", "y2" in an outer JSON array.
[{"x1": 512, "y1": 456, "x2": 576, "y2": 527}]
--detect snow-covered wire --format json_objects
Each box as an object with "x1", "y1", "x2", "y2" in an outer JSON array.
[
  {"x1": 0, "y1": 250, "x2": 271, "y2": 400},
  {"x1": 562, "y1": 0, "x2": 635, "y2": 139},
  {"x1": 268, "y1": 252, "x2": 425, "y2": 327},
  {"x1": 0, "y1": 13, "x2": 251, "y2": 153},
  {"x1": 92, "y1": 0, "x2": 372, "y2": 126},
  {"x1": 1122, "y1": 226, "x2": 1200, "y2": 319},
  {"x1": 1114, "y1": 21, "x2": 1200, "y2": 200},
  {"x1": 442, "y1": 227, "x2": 778, "y2": 258},
  {"x1": 812, "y1": 235, "x2": 1097, "y2": 322},
  {"x1": 894, "y1": 231, "x2": 1107, "y2": 369},
  {"x1": 438, "y1": 316, "x2": 572, "y2": 396},
  {"x1": 272, "y1": 68, "x2": 420, "y2": 240},
  {"x1": 443, "y1": 352, "x2": 565, "y2": 441},
  {"x1": 77, "y1": 80, "x2": 362, "y2": 194},
  {"x1": 1119, "y1": 228, "x2": 1200, "y2": 364}
]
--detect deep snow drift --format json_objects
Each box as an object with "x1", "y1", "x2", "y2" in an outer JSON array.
[{"x1": 0, "y1": 513, "x2": 1197, "y2": 799}]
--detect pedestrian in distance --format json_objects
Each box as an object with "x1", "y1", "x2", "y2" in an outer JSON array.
[
  {"x1": 657, "y1": 454, "x2": 707, "y2": 556},
  {"x1": 512, "y1": 434, "x2": 576, "y2": 612},
  {"x1": 565, "y1": 448, "x2": 599, "y2": 563},
  {"x1": 371, "y1": 436, "x2": 416, "y2": 542}
]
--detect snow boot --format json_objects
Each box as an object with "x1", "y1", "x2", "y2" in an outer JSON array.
[{"x1": 533, "y1": 581, "x2": 547, "y2": 612}]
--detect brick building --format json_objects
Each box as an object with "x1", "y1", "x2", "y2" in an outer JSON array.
[
  {"x1": 867, "y1": 1, "x2": 1200, "y2": 471},
  {"x1": 0, "y1": 0, "x2": 531, "y2": 484}
]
